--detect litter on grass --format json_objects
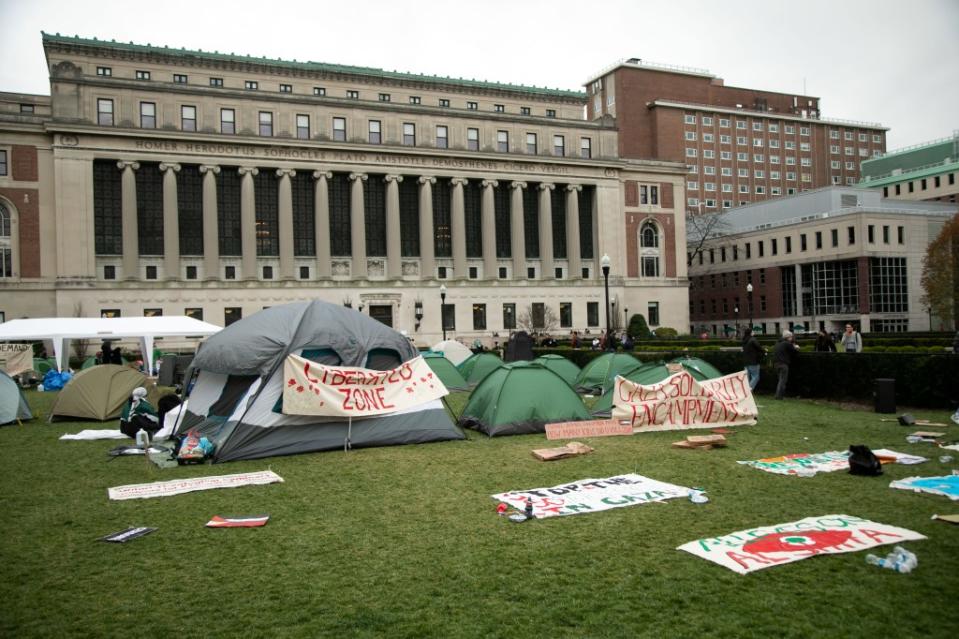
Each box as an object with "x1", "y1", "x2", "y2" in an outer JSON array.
[
  {"x1": 738, "y1": 451, "x2": 851, "y2": 476},
  {"x1": 931, "y1": 514, "x2": 959, "y2": 524},
  {"x1": 673, "y1": 434, "x2": 727, "y2": 449},
  {"x1": 531, "y1": 441, "x2": 594, "y2": 461},
  {"x1": 108, "y1": 470, "x2": 284, "y2": 501},
  {"x1": 492, "y1": 473, "x2": 689, "y2": 519},
  {"x1": 60, "y1": 430, "x2": 128, "y2": 441},
  {"x1": 890, "y1": 475, "x2": 959, "y2": 501},
  {"x1": 99, "y1": 527, "x2": 156, "y2": 543},
  {"x1": 677, "y1": 514, "x2": 925, "y2": 575},
  {"x1": 206, "y1": 515, "x2": 270, "y2": 528},
  {"x1": 872, "y1": 449, "x2": 928, "y2": 465}
]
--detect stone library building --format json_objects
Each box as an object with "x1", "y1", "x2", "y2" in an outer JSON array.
[{"x1": 0, "y1": 34, "x2": 690, "y2": 343}]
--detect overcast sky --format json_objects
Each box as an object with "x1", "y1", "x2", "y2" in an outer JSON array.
[{"x1": 1, "y1": 0, "x2": 956, "y2": 150}]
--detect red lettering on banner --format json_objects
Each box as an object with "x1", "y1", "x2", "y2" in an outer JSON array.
[
  {"x1": 726, "y1": 550, "x2": 789, "y2": 570},
  {"x1": 304, "y1": 362, "x2": 320, "y2": 384},
  {"x1": 857, "y1": 528, "x2": 903, "y2": 544}
]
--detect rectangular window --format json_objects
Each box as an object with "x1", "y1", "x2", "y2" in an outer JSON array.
[
  {"x1": 296, "y1": 114, "x2": 310, "y2": 140},
  {"x1": 832, "y1": 228, "x2": 839, "y2": 247},
  {"x1": 520, "y1": 106, "x2": 531, "y2": 115},
  {"x1": 245, "y1": 80, "x2": 258, "y2": 90},
  {"x1": 280, "y1": 84, "x2": 293, "y2": 93},
  {"x1": 403, "y1": 123, "x2": 415, "y2": 146},
  {"x1": 0, "y1": 150, "x2": 6, "y2": 176},
  {"x1": 685, "y1": 114, "x2": 696, "y2": 124},
  {"x1": 299, "y1": 266, "x2": 310, "y2": 279},
  {"x1": 173, "y1": 73, "x2": 187, "y2": 84},
  {"x1": 898, "y1": 226, "x2": 904, "y2": 244},
  {"x1": 771, "y1": 238, "x2": 778, "y2": 255},
  {"x1": 262, "y1": 265, "x2": 274, "y2": 280},
  {"x1": 687, "y1": 148, "x2": 698, "y2": 158},
  {"x1": 224, "y1": 307, "x2": 242, "y2": 326},
  {"x1": 144, "y1": 265, "x2": 157, "y2": 280},
  {"x1": 586, "y1": 301, "x2": 599, "y2": 327},
  {"x1": 259, "y1": 111, "x2": 273, "y2": 137},
  {"x1": 526, "y1": 133, "x2": 537, "y2": 154},
  {"x1": 100, "y1": 309, "x2": 121, "y2": 318},
  {"x1": 178, "y1": 105, "x2": 197, "y2": 132},
  {"x1": 220, "y1": 108, "x2": 235, "y2": 134},
  {"x1": 409, "y1": 96, "x2": 421, "y2": 104},
  {"x1": 494, "y1": 104, "x2": 505, "y2": 113},
  {"x1": 553, "y1": 135, "x2": 565, "y2": 156},
  {"x1": 580, "y1": 137, "x2": 591, "y2": 158},
  {"x1": 758, "y1": 241, "x2": 764, "y2": 257},
  {"x1": 848, "y1": 226, "x2": 855, "y2": 244},
  {"x1": 558, "y1": 302, "x2": 572, "y2": 328},
  {"x1": 101, "y1": 265, "x2": 115, "y2": 280},
  {"x1": 546, "y1": 109, "x2": 556, "y2": 118},
  {"x1": 466, "y1": 101, "x2": 478, "y2": 110},
  {"x1": 439, "y1": 98, "x2": 450, "y2": 107},
  {"x1": 97, "y1": 98, "x2": 114, "y2": 126},
  {"x1": 720, "y1": 135, "x2": 731, "y2": 144},
  {"x1": 467, "y1": 128, "x2": 479, "y2": 151},
  {"x1": 882, "y1": 225, "x2": 890, "y2": 243},
  {"x1": 436, "y1": 125, "x2": 448, "y2": 149},
  {"x1": 503, "y1": 303, "x2": 517, "y2": 329},
  {"x1": 96, "y1": 66, "x2": 112, "y2": 76},
  {"x1": 685, "y1": 131, "x2": 697, "y2": 141},
  {"x1": 313, "y1": 87, "x2": 326, "y2": 96},
  {"x1": 472, "y1": 303, "x2": 487, "y2": 330},
  {"x1": 752, "y1": 122, "x2": 762, "y2": 131},
  {"x1": 785, "y1": 236, "x2": 792, "y2": 253},
  {"x1": 737, "y1": 136, "x2": 747, "y2": 145},
  {"x1": 210, "y1": 77, "x2": 223, "y2": 87},
  {"x1": 185, "y1": 265, "x2": 197, "y2": 280},
  {"x1": 224, "y1": 265, "x2": 236, "y2": 280},
  {"x1": 378, "y1": 93, "x2": 391, "y2": 102},
  {"x1": 139, "y1": 102, "x2": 156, "y2": 128},
  {"x1": 333, "y1": 117, "x2": 346, "y2": 141},
  {"x1": 347, "y1": 90, "x2": 359, "y2": 99},
  {"x1": 497, "y1": 130, "x2": 509, "y2": 152},
  {"x1": 703, "y1": 133, "x2": 714, "y2": 143},
  {"x1": 442, "y1": 304, "x2": 456, "y2": 331}
]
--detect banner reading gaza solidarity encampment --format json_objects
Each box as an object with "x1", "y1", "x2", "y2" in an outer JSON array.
[
  {"x1": 611, "y1": 370, "x2": 757, "y2": 431},
  {"x1": 282, "y1": 354, "x2": 448, "y2": 417}
]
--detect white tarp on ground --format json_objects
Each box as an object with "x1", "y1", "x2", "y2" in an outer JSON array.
[
  {"x1": 108, "y1": 470, "x2": 284, "y2": 500},
  {"x1": 0, "y1": 316, "x2": 221, "y2": 373}
]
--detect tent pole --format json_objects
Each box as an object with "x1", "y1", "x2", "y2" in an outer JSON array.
[
  {"x1": 442, "y1": 394, "x2": 460, "y2": 423},
  {"x1": 344, "y1": 416, "x2": 352, "y2": 452}
]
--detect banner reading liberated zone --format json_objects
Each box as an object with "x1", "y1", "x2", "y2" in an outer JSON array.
[
  {"x1": 492, "y1": 473, "x2": 690, "y2": 519},
  {"x1": 282, "y1": 354, "x2": 448, "y2": 417},
  {"x1": 611, "y1": 370, "x2": 758, "y2": 432},
  {"x1": 677, "y1": 514, "x2": 926, "y2": 575}
]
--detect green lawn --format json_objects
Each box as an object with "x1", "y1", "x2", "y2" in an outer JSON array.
[{"x1": 2, "y1": 390, "x2": 958, "y2": 638}]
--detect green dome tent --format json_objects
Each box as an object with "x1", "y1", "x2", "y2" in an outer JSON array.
[
  {"x1": 32, "y1": 358, "x2": 57, "y2": 375},
  {"x1": 458, "y1": 362, "x2": 590, "y2": 436},
  {"x1": 0, "y1": 370, "x2": 32, "y2": 424},
  {"x1": 80, "y1": 356, "x2": 98, "y2": 369},
  {"x1": 533, "y1": 354, "x2": 581, "y2": 388},
  {"x1": 423, "y1": 352, "x2": 470, "y2": 391},
  {"x1": 574, "y1": 353, "x2": 642, "y2": 395},
  {"x1": 591, "y1": 359, "x2": 724, "y2": 416},
  {"x1": 49, "y1": 364, "x2": 154, "y2": 421},
  {"x1": 457, "y1": 352, "x2": 502, "y2": 386}
]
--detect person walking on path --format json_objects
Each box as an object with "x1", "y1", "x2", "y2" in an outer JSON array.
[
  {"x1": 840, "y1": 323, "x2": 862, "y2": 353},
  {"x1": 741, "y1": 328, "x2": 765, "y2": 391},
  {"x1": 773, "y1": 330, "x2": 800, "y2": 400}
]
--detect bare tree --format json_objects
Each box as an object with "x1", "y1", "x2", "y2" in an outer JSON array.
[
  {"x1": 920, "y1": 213, "x2": 959, "y2": 330},
  {"x1": 686, "y1": 210, "x2": 732, "y2": 267},
  {"x1": 517, "y1": 304, "x2": 558, "y2": 335}
]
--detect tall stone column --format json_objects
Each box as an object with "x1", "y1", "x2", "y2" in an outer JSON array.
[
  {"x1": 199, "y1": 165, "x2": 220, "y2": 280},
  {"x1": 450, "y1": 177, "x2": 468, "y2": 279},
  {"x1": 538, "y1": 183, "x2": 555, "y2": 279},
  {"x1": 510, "y1": 181, "x2": 526, "y2": 279},
  {"x1": 384, "y1": 174, "x2": 403, "y2": 279},
  {"x1": 795, "y1": 263, "x2": 804, "y2": 317},
  {"x1": 313, "y1": 171, "x2": 332, "y2": 278},
  {"x1": 566, "y1": 184, "x2": 582, "y2": 279},
  {"x1": 159, "y1": 163, "x2": 181, "y2": 280},
  {"x1": 418, "y1": 176, "x2": 436, "y2": 279},
  {"x1": 238, "y1": 167, "x2": 259, "y2": 280},
  {"x1": 349, "y1": 172, "x2": 368, "y2": 279},
  {"x1": 276, "y1": 169, "x2": 296, "y2": 280},
  {"x1": 117, "y1": 160, "x2": 139, "y2": 280},
  {"x1": 481, "y1": 179, "x2": 498, "y2": 279}
]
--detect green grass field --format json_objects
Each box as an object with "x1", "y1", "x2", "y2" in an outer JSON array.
[{"x1": 2, "y1": 390, "x2": 958, "y2": 638}]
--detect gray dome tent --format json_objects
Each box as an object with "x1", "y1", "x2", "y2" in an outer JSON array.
[{"x1": 178, "y1": 300, "x2": 464, "y2": 462}]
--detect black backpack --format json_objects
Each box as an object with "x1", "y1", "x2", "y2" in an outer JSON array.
[{"x1": 848, "y1": 445, "x2": 883, "y2": 476}]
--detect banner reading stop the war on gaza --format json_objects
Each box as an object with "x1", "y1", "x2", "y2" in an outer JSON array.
[
  {"x1": 611, "y1": 370, "x2": 758, "y2": 432},
  {"x1": 282, "y1": 354, "x2": 448, "y2": 417}
]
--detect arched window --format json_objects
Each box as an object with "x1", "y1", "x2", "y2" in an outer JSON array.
[
  {"x1": 0, "y1": 202, "x2": 12, "y2": 278},
  {"x1": 639, "y1": 219, "x2": 661, "y2": 278}
]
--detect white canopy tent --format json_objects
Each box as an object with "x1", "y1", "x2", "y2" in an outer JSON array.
[{"x1": 0, "y1": 316, "x2": 222, "y2": 374}]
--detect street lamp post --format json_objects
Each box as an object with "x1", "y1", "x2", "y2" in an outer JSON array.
[
  {"x1": 601, "y1": 254, "x2": 611, "y2": 350},
  {"x1": 624, "y1": 307, "x2": 629, "y2": 335},
  {"x1": 746, "y1": 283, "x2": 754, "y2": 333},
  {"x1": 439, "y1": 284, "x2": 447, "y2": 341},
  {"x1": 734, "y1": 305, "x2": 739, "y2": 338}
]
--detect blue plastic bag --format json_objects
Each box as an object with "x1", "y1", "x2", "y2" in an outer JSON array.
[{"x1": 41, "y1": 369, "x2": 73, "y2": 391}]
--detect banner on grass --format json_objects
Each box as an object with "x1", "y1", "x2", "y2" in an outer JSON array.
[
  {"x1": 282, "y1": 354, "x2": 447, "y2": 417},
  {"x1": 611, "y1": 370, "x2": 757, "y2": 432},
  {"x1": 0, "y1": 343, "x2": 33, "y2": 377},
  {"x1": 108, "y1": 470, "x2": 283, "y2": 501},
  {"x1": 492, "y1": 473, "x2": 690, "y2": 519},
  {"x1": 890, "y1": 475, "x2": 959, "y2": 501},
  {"x1": 738, "y1": 451, "x2": 851, "y2": 477},
  {"x1": 677, "y1": 514, "x2": 926, "y2": 575}
]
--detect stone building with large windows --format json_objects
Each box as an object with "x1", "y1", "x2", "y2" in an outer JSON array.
[{"x1": 0, "y1": 33, "x2": 689, "y2": 342}]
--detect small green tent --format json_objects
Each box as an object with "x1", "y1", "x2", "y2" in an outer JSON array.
[
  {"x1": 423, "y1": 352, "x2": 470, "y2": 391},
  {"x1": 458, "y1": 362, "x2": 590, "y2": 436},
  {"x1": 0, "y1": 370, "x2": 32, "y2": 424},
  {"x1": 49, "y1": 364, "x2": 155, "y2": 421},
  {"x1": 80, "y1": 356, "x2": 98, "y2": 370},
  {"x1": 591, "y1": 359, "x2": 724, "y2": 416},
  {"x1": 533, "y1": 354, "x2": 581, "y2": 388},
  {"x1": 457, "y1": 352, "x2": 503, "y2": 386},
  {"x1": 574, "y1": 353, "x2": 642, "y2": 395},
  {"x1": 32, "y1": 358, "x2": 57, "y2": 375}
]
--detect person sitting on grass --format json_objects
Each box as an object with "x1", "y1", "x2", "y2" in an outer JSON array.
[{"x1": 119, "y1": 387, "x2": 159, "y2": 438}]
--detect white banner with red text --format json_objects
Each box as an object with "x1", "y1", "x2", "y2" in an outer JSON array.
[
  {"x1": 282, "y1": 354, "x2": 448, "y2": 417},
  {"x1": 611, "y1": 370, "x2": 757, "y2": 432}
]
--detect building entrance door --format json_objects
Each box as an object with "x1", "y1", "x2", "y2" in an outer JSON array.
[{"x1": 369, "y1": 305, "x2": 393, "y2": 327}]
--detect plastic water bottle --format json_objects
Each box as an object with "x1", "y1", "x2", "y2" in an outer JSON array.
[
  {"x1": 890, "y1": 546, "x2": 917, "y2": 573},
  {"x1": 865, "y1": 553, "x2": 888, "y2": 569},
  {"x1": 135, "y1": 428, "x2": 150, "y2": 449},
  {"x1": 524, "y1": 497, "x2": 534, "y2": 519}
]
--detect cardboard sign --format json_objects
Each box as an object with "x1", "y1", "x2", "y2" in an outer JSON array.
[
  {"x1": 738, "y1": 451, "x2": 851, "y2": 477},
  {"x1": 611, "y1": 370, "x2": 757, "y2": 432},
  {"x1": 678, "y1": 514, "x2": 926, "y2": 575},
  {"x1": 108, "y1": 470, "x2": 283, "y2": 501},
  {"x1": 492, "y1": 473, "x2": 690, "y2": 519},
  {"x1": 545, "y1": 419, "x2": 632, "y2": 440},
  {"x1": 531, "y1": 442, "x2": 594, "y2": 461},
  {"x1": 282, "y1": 354, "x2": 447, "y2": 417},
  {"x1": 0, "y1": 343, "x2": 33, "y2": 377},
  {"x1": 890, "y1": 475, "x2": 959, "y2": 501}
]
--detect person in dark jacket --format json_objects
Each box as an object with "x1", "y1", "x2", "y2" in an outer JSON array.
[
  {"x1": 773, "y1": 331, "x2": 800, "y2": 400},
  {"x1": 741, "y1": 328, "x2": 765, "y2": 391},
  {"x1": 814, "y1": 330, "x2": 836, "y2": 353}
]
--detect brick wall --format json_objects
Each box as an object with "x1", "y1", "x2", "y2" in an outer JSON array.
[
  {"x1": 0, "y1": 187, "x2": 40, "y2": 277},
  {"x1": 11, "y1": 146, "x2": 38, "y2": 182}
]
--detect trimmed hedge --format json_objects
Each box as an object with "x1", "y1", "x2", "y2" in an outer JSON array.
[{"x1": 533, "y1": 347, "x2": 959, "y2": 409}]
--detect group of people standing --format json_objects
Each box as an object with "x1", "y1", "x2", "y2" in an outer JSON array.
[{"x1": 742, "y1": 323, "x2": 863, "y2": 400}]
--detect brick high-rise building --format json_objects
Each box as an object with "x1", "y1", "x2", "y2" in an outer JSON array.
[{"x1": 585, "y1": 59, "x2": 887, "y2": 212}]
